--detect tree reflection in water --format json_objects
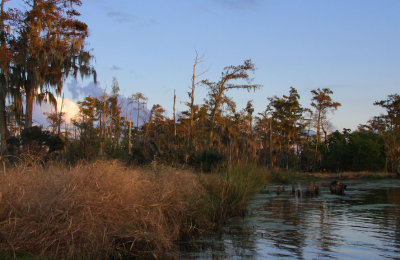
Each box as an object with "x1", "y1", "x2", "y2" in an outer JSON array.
[{"x1": 180, "y1": 179, "x2": 400, "y2": 259}]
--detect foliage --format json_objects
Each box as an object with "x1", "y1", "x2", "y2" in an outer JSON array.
[
  {"x1": 0, "y1": 3, "x2": 399, "y2": 176},
  {"x1": 322, "y1": 129, "x2": 385, "y2": 172},
  {"x1": 193, "y1": 149, "x2": 226, "y2": 172},
  {"x1": 20, "y1": 126, "x2": 64, "y2": 153}
]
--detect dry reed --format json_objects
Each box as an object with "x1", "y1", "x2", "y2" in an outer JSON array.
[{"x1": 0, "y1": 160, "x2": 212, "y2": 259}]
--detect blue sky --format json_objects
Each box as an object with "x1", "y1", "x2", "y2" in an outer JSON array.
[{"x1": 13, "y1": 0, "x2": 400, "y2": 130}]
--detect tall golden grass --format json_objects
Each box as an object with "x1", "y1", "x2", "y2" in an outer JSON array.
[
  {"x1": 0, "y1": 161, "x2": 214, "y2": 259},
  {"x1": 0, "y1": 161, "x2": 265, "y2": 259}
]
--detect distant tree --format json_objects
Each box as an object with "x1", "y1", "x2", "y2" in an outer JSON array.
[
  {"x1": 133, "y1": 92, "x2": 148, "y2": 129},
  {"x1": 310, "y1": 88, "x2": 341, "y2": 170},
  {"x1": 244, "y1": 100, "x2": 254, "y2": 133},
  {"x1": 202, "y1": 59, "x2": 261, "y2": 148},
  {"x1": 108, "y1": 78, "x2": 123, "y2": 149},
  {"x1": 267, "y1": 87, "x2": 305, "y2": 169},
  {"x1": 145, "y1": 104, "x2": 166, "y2": 137},
  {"x1": 349, "y1": 130, "x2": 385, "y2": 171},
  {"x1": 322, "y1": 129, "x2": 351, "y2": 172},
  {"x1": 127, "y1": 94, "x2": 134, "y2": 155},
  {"x1": 45, "y1": 111, "x2": 65, "y2": 135},
  {"x1": 372, "y1": 94, "x2": 400, "y2": 173},
  {"x1": 255, "y1": 110, "x2": 274, "y2": 167},
  {"x1": 322, "y1": 129, "x2": 385, "y2": 172},
  {"x1": 188, "y1": 51, "x2": 205, "y2": 151},
  {"x1": 72, "y1": 96, "x2": 100, "y2": 159},
  {"x1": 373, "y1": 94, "x2": 400, "y2": 132}
]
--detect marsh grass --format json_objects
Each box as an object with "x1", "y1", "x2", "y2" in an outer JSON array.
[
  {"x1": 200, "y1": 165, "x2": 266, "y2": 226},
  {"x1": 0, "y1": 161, "x2": 213, "y2": 259},
  {"x1": 267, "y1": 168, "x2": 297, "y2": 184},
  {"x1": 0, "y1": 161, "x2": 265, "y2": 259}
]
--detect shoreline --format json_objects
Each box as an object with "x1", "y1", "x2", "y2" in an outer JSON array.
[{"x1": 295, "y1": 171, "x2": 399, "y2": 181}]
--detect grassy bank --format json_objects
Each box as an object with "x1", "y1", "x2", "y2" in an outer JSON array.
[
  {"x1": 296, "y1": 171, "x2": 398, "y2": 181},
  {"x1": 264, "y1": 168, "x2": 399, "y2": 185},
  {"x1": 0, "y1": 161, "x2": 265, "y2": 259}
]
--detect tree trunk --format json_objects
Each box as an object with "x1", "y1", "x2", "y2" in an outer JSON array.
[
  {"x1": 209, "y1": 102, "x2": 220, "y2": 149},
  {"x1": 0, "y1": 92, "x2": 6, "y2": 152},
  {"x1": 322, "y1": 123, "x2": 328, "y2": 142},
  {"x1": 117, "y1": 109, "x2": 121, "y2": 149},
  {"x1": 314, "y1": 110, "x2": 321, "y2": 171},
  {"x1": 58, "y1": 94, "x2": 64, "y2": 135},
  {"x1": 0, "y1": 0, "x2": 8, "y2": 151},
  {"x1": 25, "y1": 87, "x2": 34, "y2": 128},
  {"x1": 189, "y1": 61, "x2": 196, "y2": 150},
  {"x1": 173, "y1": 89, "x2": 176, "y2": 137},
  {"x1": 128, "y1": 102, "x2": 133, "y2": 155},
  {"x1": 144, "y1": 110, "x2": 153, "y2": 139},
  {"x1": 102, "y1": 91, "x2": 107, "y2": 138},
  {"x1": 269, "y1": 119, "x2": 273, "y2": 168},
  {"x1": 286, "y1": 135, "x2": 290, "y2": 170},
  {"x1": 137, "y1": 102, "x2": 140, "y2": 129}
]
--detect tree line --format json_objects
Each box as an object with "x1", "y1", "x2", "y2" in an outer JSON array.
[
  {"x1": 63, "y1": 70, "x2": 399, "y2": 174},
  {"x1": 0, "y1": 1, "x2": 399, "y2": 173}
]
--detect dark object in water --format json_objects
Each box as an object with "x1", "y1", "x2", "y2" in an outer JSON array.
[
  {"x1": 291, "y1": 185, "x2": 302, "y2": 197},
  {"x1": 330, "y1": 180, "x2": 347, "y2": 195},
  {"x1": 291, "y1": 185, "x2": 303, "y2": 197},
  {"x1": 306, "y1": 182, "x2": 320, "y2": 197},
  {"x1": 276, "y1": 186, "x2": 286, "y2": 195}
]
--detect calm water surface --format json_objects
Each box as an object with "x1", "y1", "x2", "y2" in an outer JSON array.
[{"x1": 180, "y1": 179, "x2": 400, "y2": 259}]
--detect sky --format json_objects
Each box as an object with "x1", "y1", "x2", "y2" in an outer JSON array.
[{"x1": 9, "y1": 0, "x2": 400, "y2": 130}]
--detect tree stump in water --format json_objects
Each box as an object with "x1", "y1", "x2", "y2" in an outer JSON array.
[
  {"x1": 330, "y1": 180, "x2": 347, "y2": 195},
  {"x1": 306, "y1": 182, "x2": 320, "y2": 197}
]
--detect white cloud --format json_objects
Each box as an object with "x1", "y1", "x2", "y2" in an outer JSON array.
[{"x1": 33, "y1": 97, "x2": 80, "y2": 127}]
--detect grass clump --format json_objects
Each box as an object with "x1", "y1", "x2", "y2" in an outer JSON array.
[
  {"x1": 0, "y1": 161, "x2": 266, "y2": 259},
  {"x1": 200, "y1": 165, "x2": 266, "y2": 226},
  {"x1": 0, "y1": 161, "x2": 212, "y2": 259}
]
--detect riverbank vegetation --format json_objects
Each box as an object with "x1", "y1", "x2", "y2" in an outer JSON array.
[{"x1": 0, "y1": 161, "x2": 266, "y2": 259}]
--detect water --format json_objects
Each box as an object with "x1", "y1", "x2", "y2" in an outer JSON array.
[{"x1": 180, "y1": 179, "x2": 400, "y2": 259}]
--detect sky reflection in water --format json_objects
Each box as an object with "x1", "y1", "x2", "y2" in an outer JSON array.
[{"x1": 180, "y1": 179, "x2": 400, "y2": 259}]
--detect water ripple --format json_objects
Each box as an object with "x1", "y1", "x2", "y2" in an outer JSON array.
[{"x1": 180, "y1": 179, "x2": 400, "y2": 259}]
